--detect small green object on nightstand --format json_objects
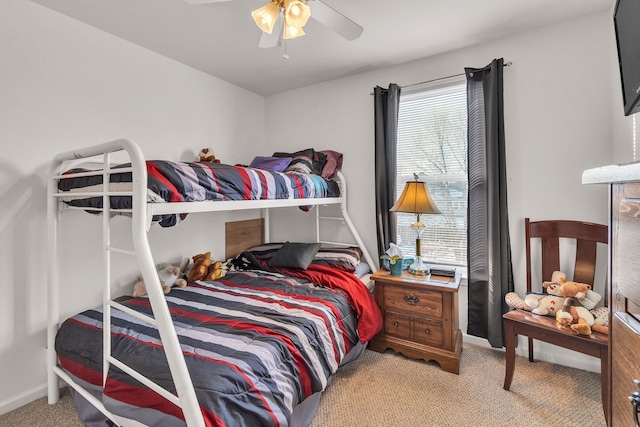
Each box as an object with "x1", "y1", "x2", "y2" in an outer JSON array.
[{"x1": 381, "y1": 254, "x2": 403, "y2": 276}]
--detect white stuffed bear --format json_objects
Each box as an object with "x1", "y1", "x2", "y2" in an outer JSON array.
[
  {"x1": 504, "y1": 291, "x2": 565, "y2": 316},
  {"x1": 132, "y1": 258, "x2": 189, "y2": 297}
]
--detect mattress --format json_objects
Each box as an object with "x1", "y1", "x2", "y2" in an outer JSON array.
[
  {"x1": 55, "y1": 267, "x2": 381, "y2": 426},
  {"x1": 57, "y1": 160, "x2": 340, "y2": 227}
]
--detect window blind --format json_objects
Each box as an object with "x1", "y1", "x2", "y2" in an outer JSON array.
[{"x1": 396, "y1": 81, "x2": 468, "y2": 269}]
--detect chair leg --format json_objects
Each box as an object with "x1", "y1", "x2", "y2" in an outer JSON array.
[
  {"x1": 528, "y1": 337, "x2": 534, "y2": 362},
  {"x1": 503, "y1": 319, "x2": 516, "y2": 390}
]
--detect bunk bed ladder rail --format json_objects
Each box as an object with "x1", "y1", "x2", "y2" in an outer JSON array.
[
  {"x1": 47, "y1": 139, "x2": 206, "y2": 427},
  {"x1": 315, "y1": 172, "x2": 377, "y2": 270}
]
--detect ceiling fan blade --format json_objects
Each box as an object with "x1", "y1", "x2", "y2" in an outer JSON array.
[
  {"x1": 258, "y1": 14, "x2": 283, "y2": 48},
  {"x1": 310, "y1": 1, "x2": 363, "y2": 41},
  {"x1": 183, "y1": 0, "x2": 234, "y2": 5}
]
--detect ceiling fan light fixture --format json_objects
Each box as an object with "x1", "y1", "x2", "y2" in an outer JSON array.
[
  {"x1": 251, "y1": 1, "x2": 281, "y2": 34},
  {"x1": 283, "y1": 22, "x2": 305, "y2": 39},
  {"x1": 284, "y1": 0, "x2": 311, "y2": 29}
]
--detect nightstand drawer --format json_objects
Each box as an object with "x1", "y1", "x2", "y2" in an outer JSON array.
[
  {"x1": 384, "y1": 285, "x2": 443, "y2": 318},
  {"x1": 413, "y1": 317, "x2": 444, "y2": 347},
  {"x1": 384, "y1": 311, "x2": 411, "y2": 339}
]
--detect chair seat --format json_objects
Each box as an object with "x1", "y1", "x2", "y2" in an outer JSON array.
[{"x1": 503, "y1": 309, "x2": 608, "y2": 357}]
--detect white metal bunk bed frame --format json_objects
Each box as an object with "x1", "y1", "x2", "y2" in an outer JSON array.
[{"x1": 47, "y1": 138, "x2": 375, "y2": 426}]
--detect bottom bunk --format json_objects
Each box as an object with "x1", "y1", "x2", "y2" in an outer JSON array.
[{"x1": 55, "y1": 243, "x2": 382, "y2": 427}]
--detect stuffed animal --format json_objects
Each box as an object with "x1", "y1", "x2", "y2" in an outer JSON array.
[
  {"x1": 198, "y1": 148, "x2": 220, "y2": 163},
  {"x1": 132, "y1": 258, "x2": 189, "y2": 297},
  {"x1": 505, "y1": 270, "x2": 604, "y2": 316},
  {"x1": 505, "y1": 291, "x2": 565, "y2": 316},
  {"x1": 186, "y1": 252, "x2": 226, "y2": 282},
  {"x1": 590, "y1": 306, "x2": 609, "y2": 334},
  {"x1": 543, "y1": 270, "x2": 602, "y2": 309},
  {"x1": 556, "y1": 297, "x2": 596, "y2": 335},
  {"x1": 505, "y1": 269, "x2": 609, "y2": 335},
  {"x1": 543, "y1": 271, "x2": 592, "y2": 301}
]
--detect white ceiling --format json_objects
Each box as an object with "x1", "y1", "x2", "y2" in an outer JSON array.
[{"x1": 31, "y1": 0, "x2": 613, "y2": 96}]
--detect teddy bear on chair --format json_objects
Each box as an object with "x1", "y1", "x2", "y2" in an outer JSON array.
[{"x1": 504, "y1": 270, "x2": 608, "y2": 335}]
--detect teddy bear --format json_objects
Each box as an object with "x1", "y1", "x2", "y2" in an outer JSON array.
[
  {"x1": 504, "y1": 291, "x2": 565, "y2": 316},
  {"x1": 505, "y1": 270, "x2": 604, "y2": 316},
  {"x1": 198, "y1": 148, "x2": 220, "y2": 163},
  {"x1": 132, "y1": 258, "x2": 189, "y2": 297},
  {"x1": 555, "y1": 297, "x2": 597, "y2": 335},
  {"x1": 186, "y1": 252, "x2": 226, "y2": 282},
  {"x1": 543, "y1": 271, "x2": 592, "y2": 300},
  {"x1": 543, "y1": 271, "x2": 602, "y2": 310},
  {"x1": 506, "y1": 270, "x2": 609, "y2": 335}
]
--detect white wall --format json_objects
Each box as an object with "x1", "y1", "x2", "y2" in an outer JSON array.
[
  {"x1": 264, "y1": 12, "x2": 616, "y2": 372},
  {"x1": 0, "y1": 0, "x2": 265, "y2": 414}
]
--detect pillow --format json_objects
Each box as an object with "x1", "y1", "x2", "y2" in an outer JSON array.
[
  {"x1": 243, "y1": 242, "x2": 363, "y2": 272},
  {"x1": 249, "y1": 156, "x2": 292, "y2": 172},
  {"x1": 268, "y1": 242, "x2": 322, "y2": 270},
  {"x1": 313, "y1": 246, "x2": 362, "y2": 271},
  {"x1": 319, "y1": 150, "x2": 343, "y2": 180},
  {"x1": 354, "y1": 261, "x2": 372, "y2": 278},
  {"x1": 273, "y1": 149, "x2": 327, "y2": 175}
]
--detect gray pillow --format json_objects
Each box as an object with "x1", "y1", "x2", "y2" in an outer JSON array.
[{"x1": 268, "y1": 242, "x2": 322, "y2": 270}]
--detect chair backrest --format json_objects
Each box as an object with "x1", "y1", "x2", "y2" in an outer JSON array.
[{"x1": 525, "y1": 218, "x2": 608, "y2": 294}]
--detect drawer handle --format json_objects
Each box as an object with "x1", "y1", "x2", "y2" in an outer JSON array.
[
  {"x1": 424, "y1": 329, "x2": 431, "y2": 335},
  {"x1": 404, "y1": 294, "x2": 419, "y2": 305},
  {"x1": 393, "y1": 321, "x2": 399, "y2": 327}
]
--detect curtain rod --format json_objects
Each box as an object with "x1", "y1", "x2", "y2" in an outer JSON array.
[{"x1": 371, "y1": 61, "x2": 512, "y2": 95}]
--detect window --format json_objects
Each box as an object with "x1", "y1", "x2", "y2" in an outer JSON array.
[{"x1": 396, "y1": 79, "x2": 467, "y2": 272}]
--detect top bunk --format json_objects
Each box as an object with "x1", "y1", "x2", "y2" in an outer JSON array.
[
  {"x1": 49, "y1": 138, "x2": 348, "y2": 228},
  {"x1": 47, "y1": 138, "x2": 375, "y2": 269}
]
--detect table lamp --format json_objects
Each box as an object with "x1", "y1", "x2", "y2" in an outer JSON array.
[{"x1": 390, "y1": 173, "x2": 441, "y2": 276}]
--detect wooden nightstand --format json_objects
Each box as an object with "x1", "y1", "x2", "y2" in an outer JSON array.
[{"x1": 369, "y1": 269, "x2": 462, "y2": 374}]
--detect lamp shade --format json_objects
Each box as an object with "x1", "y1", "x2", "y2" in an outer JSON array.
[
  {"x1": 251, "y1": 1, "x2": 281, "y2": 34},
  {"x1": 283, "y1": 22, "x2": 305, "y2": 39},
  {"x1": 284, "y1": 0, "x2": 311, "y2": 28},
  {"x1": 390, "y1": 180, "x2": 441, "y2": 215}
]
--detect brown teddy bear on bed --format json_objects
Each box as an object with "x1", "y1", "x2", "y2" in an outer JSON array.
[
  {"x1": 198, "y1": 148, "x2": 220, "y2": 163},
  {"x1": 187, "y1": 252, "x2": 226, "y2": 282}
]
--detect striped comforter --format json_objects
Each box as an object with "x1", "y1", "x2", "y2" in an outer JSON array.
[
  {"x1": 58, "y1": 161, "x2": 338, "y2": 226},
  {"x1": 55, "y1": 270, "x2": 366, "y2": 426}
]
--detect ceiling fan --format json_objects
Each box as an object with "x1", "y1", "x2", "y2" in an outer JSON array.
[{"x1": 184, "y1": 0, "x2": 364, "y2": 49}]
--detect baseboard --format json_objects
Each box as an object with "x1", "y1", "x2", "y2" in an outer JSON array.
[
  {"x1": 462, "y1": 333, "x2": 601, "y2": 374},
  {"x1": 0, "y1": 383, "x2": 47, "y2": 416}
]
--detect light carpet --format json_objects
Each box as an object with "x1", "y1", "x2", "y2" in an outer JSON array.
[{"x1": 0, "y1": 344, "x2": 605, "y2": 426}]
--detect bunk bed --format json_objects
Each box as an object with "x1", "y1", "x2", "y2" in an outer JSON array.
[{"x1": 47, "y1": 139, "x2": 381, "y2": 427}]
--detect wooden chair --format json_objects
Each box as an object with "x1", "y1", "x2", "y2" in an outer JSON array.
[{"x1": 503, "y1": 218, "x2": 609, "y2": 421}]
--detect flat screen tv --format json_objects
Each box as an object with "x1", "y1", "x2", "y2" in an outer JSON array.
[{"x1": 614, "y1": 0, "x2": 640, "y2": 116}]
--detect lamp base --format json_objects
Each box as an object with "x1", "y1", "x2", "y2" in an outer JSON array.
[{"x1": 409, "y1": 257, "x2": 429, "y2": 276}]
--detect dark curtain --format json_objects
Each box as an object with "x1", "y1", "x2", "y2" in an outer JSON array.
[
  {"x1": 374, "y1": 84, "x2": 401, "y2": 259},
  {"x1": 465, "y1": 58, "x2": 514, "y2": 348}
]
